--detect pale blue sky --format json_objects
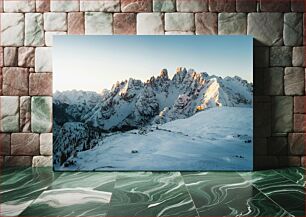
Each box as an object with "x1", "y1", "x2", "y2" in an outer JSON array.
[{"x1": 53, "y1": 35, "x2": 253, "y2": 93}]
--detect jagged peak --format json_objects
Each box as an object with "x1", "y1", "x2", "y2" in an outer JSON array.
[
  {"x1": 159, "y1": 68, "x2": 169, "y2": 79},
  {"x1": 224, "y1": 75, "x2": 244, "y2": 82},
  {"x1": 111, "y1": 80, "x2": 122, "y2": 89},
  {"x1": 233, "y1": 75, "x2": 243, "y2": 81},
  {"x1": 113, "y1": 68, "x2": 251, "y2": 90},
  {"x1": 54, "y1": 67, "x2": 253, "y2": 132},
  {"x1": 176, "y1": 67, "x2": 187, "y2": 74}
]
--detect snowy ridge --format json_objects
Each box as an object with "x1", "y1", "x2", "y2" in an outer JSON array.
[
  {"x1": 54, "y1": 67, "x2": 252, "y2": 130},
  {"x1": 53, "y1": 90, "x2": 103, "y2": 105}
]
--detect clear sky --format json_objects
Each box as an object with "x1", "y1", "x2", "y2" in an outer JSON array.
[{"x1": 53, "y1": 35, "x2": 253, "y2": 93}]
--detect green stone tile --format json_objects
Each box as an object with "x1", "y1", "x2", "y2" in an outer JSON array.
[
  {"x1": 183, "y1": 172, "x2": 290, "y2": 216},
  {"x1": 49, "y1": 172, "x2": 117, "y2": 191},
  {"x1": 19, "y1": 189, "x2": 111, "y2": 216},
  {"x1": 115, "y1": 171, "x2": 184, "y2": 185},
  {"x1": 275, "y1": 167, "x2": 305, "y2": 187},
  {"x1": 239, "y1": 170, "x2": 305, "y2": 216},
  {"x1": 111, "y1": 172, "x2": 189, "y2": 205},
  {"x1": 107, "y1": 200, "x2": 198, "y2": 217},
  {"x1": 0, "y1": 167, "x2": 59, "y2": 216},
  {"x1": 31, "y1": 96, "x2": 52, "y2": 133},
  {"x1": 153, "y1": 0, "x2": 175, "y2": 12},
  {"x1": 109, "y1": 172, "x2": 199, "y2": 216},
  {"x1": 19, "y1": 172, "x2": 116, "y2": 216},
  {"x1": 238, "y1": 169, "x2": 281, "y2": 184},
  {"x1": 0, "y1": 167, "x2": 32, "y2": 184}
]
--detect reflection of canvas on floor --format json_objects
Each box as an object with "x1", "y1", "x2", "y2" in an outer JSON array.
[{"x1": 53, "y1": 35, "x2": 253, "y2": 171}]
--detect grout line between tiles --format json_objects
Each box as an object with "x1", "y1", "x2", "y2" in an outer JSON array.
[
  {"x1": 236, "y1": 172, "x2": 295, "y2": 217},
  {"x1": 180, "y1": 172, "x2": 200, "y2": 217}
]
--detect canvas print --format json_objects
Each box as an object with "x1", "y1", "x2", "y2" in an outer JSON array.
[{"x1": 53, "y1": 36, "x2": 253, "y2": 171}]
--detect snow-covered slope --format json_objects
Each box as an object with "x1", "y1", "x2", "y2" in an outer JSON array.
[
  {"x1": 54, "y1": 67, "x2": 253, "y2": 130},
  {"x1": 53, "y1": 67, "x2": 253, "y2": 169},
  {"x1": 59, "y1": 107, "x2": 253, "y2": 171},
  {"x1": 53, "y1": 122, "x2": 104, "y2": 167}
]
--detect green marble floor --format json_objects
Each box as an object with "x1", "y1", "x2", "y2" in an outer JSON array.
[{"x1": 0, "y1": 167, "x2": 305, "y2": 216}]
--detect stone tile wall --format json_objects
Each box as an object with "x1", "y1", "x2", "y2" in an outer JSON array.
[{"x1": 0, "y1": 0, "x2": 305, "y2": 169}]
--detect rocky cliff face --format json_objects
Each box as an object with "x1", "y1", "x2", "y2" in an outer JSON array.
[{"x1": 54, "y1": 67, "x2": 253, "y2": 131}]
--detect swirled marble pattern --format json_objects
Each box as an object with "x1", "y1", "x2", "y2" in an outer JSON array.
[
  {"x1": 19, "y1": 188, "x2": 111, "y2": 216},
  {"x1": 0, "y1": 167, "x2": 59, "y2": 216},
  {"x1": 239, "y1": 169, "x2": 305, "y2": 217},
  {"x1": 182, "y1": 172, "x2": 290, "y2": 216},
  {"x1": 107, "y1": 200, "x2": 198, "y2": 217},
  {"x1": 108, "y1": 172, "x2": 198, "y2": 216},
  {"x1": 0, "y1": 167, "x2": 305, "y2": 216},
  {"x1": 111, "y1": 172, "x2": 185, "y2": 204},
  {"x1": 275, "y1": 167, "x2": 305, "y2": 187},
  {"x1": 19, "y1": 172, "x2": 117, "y2": 216}
]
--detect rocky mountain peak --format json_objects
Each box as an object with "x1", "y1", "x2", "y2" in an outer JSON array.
[
  {"x1": 159, "y1": 68, "x2": 169, "y2": 79},
  {"x1": 54, "y1": 68, "x2": 253, "y2": 131},
  {"x1": 176, "y1": 67, "x2": 187, "y2": 74}
]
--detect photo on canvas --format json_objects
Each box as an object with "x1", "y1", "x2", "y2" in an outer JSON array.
[{"x1": 53, "y1": 35, "x2": 253, "y2": 171}]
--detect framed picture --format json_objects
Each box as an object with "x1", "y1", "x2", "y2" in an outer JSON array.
[{"x1": 53, "y1": 35, "x2": 253, "y2": 171}]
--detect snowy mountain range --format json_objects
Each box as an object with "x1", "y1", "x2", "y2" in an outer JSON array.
[
  {"x1": 54, "y1": 67, "x2": 252, "y2": 131},
  {"x1": 53, "y1": 67, "x2": 253, "y2": 168}
]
